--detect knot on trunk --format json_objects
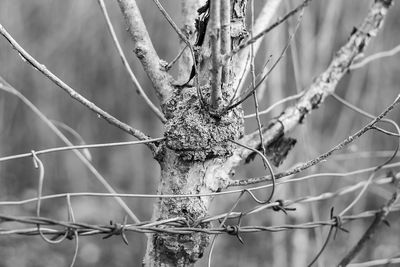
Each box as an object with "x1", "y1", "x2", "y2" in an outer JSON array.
[{"x1": 164, "y1": 87, "x2": 244, "y2": 161}]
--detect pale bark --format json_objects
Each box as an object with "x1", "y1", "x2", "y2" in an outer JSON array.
[
  {"x1": 225, "y1": 0, "x2": 393, "y2": 173},
  {"x1": 210, "y1": 0, "x2": 222, "y2": 109},
  {"x1": 232, "y1": 0, "x2": 282, "y2": 92},
  {"x1": 118, "y1": 0, "x2": 173, "y2": 103},
  {"x1": 115, "y1": 0, "x2": 393, "y2": 265},
  {"x1": 179, "y1": 0, "x2": 203, "y2": 80}
]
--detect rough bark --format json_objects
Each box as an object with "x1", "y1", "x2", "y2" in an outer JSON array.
[
  {"x1": 225, "y1": 0, "x2": 393, "y2": 174},
  {"x1": 116, "y1": 0, "x2": 393, "y2": 265},
  {"x1": 143, "y1": 0, "x2": 247, "y2": 265},
  {"x1": 144, "y1": 85, "x2": 244, "y2": 266}
]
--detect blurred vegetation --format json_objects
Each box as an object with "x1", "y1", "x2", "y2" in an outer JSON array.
[{"x1": 0, "y1": 0, "x2": 399, "y2": 266}]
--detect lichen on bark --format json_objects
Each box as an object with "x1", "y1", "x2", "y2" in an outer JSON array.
[{"x1": 164, "y1": 86, "x2": 244, "y2": 161}]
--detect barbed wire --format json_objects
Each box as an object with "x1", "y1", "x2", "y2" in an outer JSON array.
[
  {"x1": 0, "y1": 1, "x2": 398, "y2": 266},
  {"x1": 1, "y1": 171, "x2": 399, "y2": 238},
  {"x1": 1, "y1": 204, "x2": 399, "y2": 238}
]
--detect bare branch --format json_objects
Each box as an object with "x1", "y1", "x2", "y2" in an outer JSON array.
[
  {"x1": 226, "y1": 0, "x2": 312, "y2": 61},
  {"x1": 0, "y1": 24, "x2": 155, "y2": 149},
  {"x1": 227, "y1": 8, "x2": 303, "y2": 111},
  {"x1": 337, "y1": 183, "x2": 400, "y2": 267},
  {"x1": 350, "y1": 43, "x2": 400, "y2": 70},
  {"x1": 0, "y1": 77, "x2": 142, "y2": 223},
  {"x1": 152, "y1": 0, "x2": 192, "y2": 47},
  {"x1": 232, "y1": 0, "x2": 281, "y2": 94},
  {"x1": 220, "y1": 0, "x2": 230, "y2": 87},
  {"x1": 117, "y1": 0, "x2": 173, "y2": 102},
  {"x1": 244, "y1": 91, "x2": 304, "y2": 119},
  {"x1": 229, "y1": 94, "x2": 400, "y2": 187},
  {"x1": 97, "y1": 0, "x2": 166, "y2": 123},
  {"x1": 1, "y1": 163, "x2": 398, "y2": 205},
  {"x1": 0, "y1": 138, "x2": 164, "y2": 163},
  {"x1": 210, "y1": 0, "x2": 222, "y2": 109},
  {"x1": 151, "y1": 0, "x2": 204, "y2": 107},
  {"x1": 179, "y1": 0, "x2": 202, "y2": 77},
  {"x1": 226, "y1": 0, "x2": 393, "y2": 169}
]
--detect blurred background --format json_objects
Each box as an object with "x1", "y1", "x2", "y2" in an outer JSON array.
[{"x1": 0, "y1": 0, "x2": 399, "y2": 266}]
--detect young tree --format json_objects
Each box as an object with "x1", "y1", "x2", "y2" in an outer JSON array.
[{"x1": 0, "y1": 0, "x2": 399, "y2": 266}]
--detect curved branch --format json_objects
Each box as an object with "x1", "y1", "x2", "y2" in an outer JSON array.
[
  {"x1": 0, "y1": 24, "x2": 155, "y2": 151},
  {"x1": 0, "y1": 77, "x2": 142, "y2": 223}
]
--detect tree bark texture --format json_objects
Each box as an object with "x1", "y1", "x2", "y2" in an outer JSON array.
[
  {"x1": 143, "y1": 1, "x2": 247, "y2": 265},
  {"x1": 117, "y1": 0, "x2": 393, "y2": 265}
]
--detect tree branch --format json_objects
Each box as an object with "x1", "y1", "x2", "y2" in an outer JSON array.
[
  {"x1": 0, "y1": 76, "x2": 142, "y2": 223},
  {"x1": 228, "y1": 94, "x2": 400, "y2": 187},
  {"x1": 220, "y1": 0, "x2": 230, "y2": 88},
  {"x1": 0, "y1": 24, "x2": 156, "y2": 151},
  {"x1": 337, "y1": 182, "x2": 399, "y2": 266},
  {"x1": 226, "y1": 0, "x2": 312, "y2": 61},
  {"x1": 97, "y1": 0, "x2": 166, "y2": 123},
  {"x1": 232, "y1": 0, "x2": 282, "y2": 93},
  {"x1": 210, "y1": 0, "x2": 222, "y2": 109},
  {"x1": 117, "y1": 0, "x2": 173, "y2": 102},
  {"x1": 226, "y1": 0, "x2": 393, "y2": 169},
  {"x1": 179, "y1": 0, "x2": 202, "y2": 78}
]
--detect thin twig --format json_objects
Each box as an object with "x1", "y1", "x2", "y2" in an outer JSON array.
[
  {"x1": 0, "y1": 137, "x2": 165, "y2": 163},
  {"x1": 220, "y1": 0, "x2": 230, "y2": 88},
  {"x1": 118, "y1": 0, "x2": 172, "y2": 101},
  {"x1": 244, "y1": 91, "x2": 304, "y2": 119},
  {"x1": 229, "y1": 94, "x2": 400, "y2": 186},
  {"x1": 224, "y1": 0, "x2": 312, "y2": 61},
  {"x1": 226, "y1": 0, "x2": 393, "y2": 170},
  {"x1": 350, "y1": 43, "x2": 400, "y2": 70},
  {"x1": 151, "y1": 0, "x2": 204, "y2": 105},
  {"x1": 210, "y1": 0, "x2": 222, "y2": 109},
  {"x1": 232, "y1": 0, "x2": 282, "y2": 93},
  {"x1": 166, "y1": 45, "x2": 187, "y2": 70},
  {"x1": 97, "y1": 0, "x2": 166, "y2": 123},
  {"x1": 0, "y1": 78, "x2": 142, "y2": 223},
  {"x1": 0, "y1": 24, "x2": 154, "y2": 148},
  {"x1": 227, "y1": 8, "x2": 304, "y2": 111},
  {"x1": 1, "y1": 163, "x2": 399, "y2": 206},
  {"x1": 337, "y1": 185, "x2": 400, "y2": 267},
  {"x1": 50, "y1": 120, "x2": 92, "y2": 161}
]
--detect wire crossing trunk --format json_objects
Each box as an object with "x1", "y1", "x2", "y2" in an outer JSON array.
[
  {"x1": 142, "y1": 0, "x2": 248, "y2": 265},
  {"x1": 143, "y1": 85, "x2": 244, "y2": 265}
]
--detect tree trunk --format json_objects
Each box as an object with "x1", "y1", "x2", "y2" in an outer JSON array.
[
  {"x1": 144, "y1": 87, "x2": 244, "y2": 266},
  {"x1": 115, "y1": 0, "x2": 393, "y2": 265}
]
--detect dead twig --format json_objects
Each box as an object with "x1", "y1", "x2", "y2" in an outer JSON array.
[{"x1": 0, "y1": 24, "x2": 155, "y2": 150}]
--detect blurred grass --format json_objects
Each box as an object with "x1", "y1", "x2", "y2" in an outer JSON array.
[{"x1": 1, "y1": 0, "x2": 400, "y2": 266}]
